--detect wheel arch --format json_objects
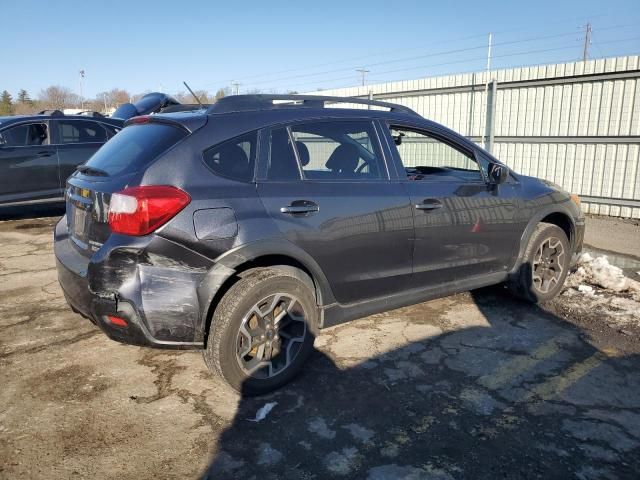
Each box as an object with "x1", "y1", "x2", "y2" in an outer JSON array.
[
  {"x1": 510, "y1": 205, "x2": 577, "y2": 275},
  {"x1": 196, "y1": 240, "x2": 335, "y2": 344}
]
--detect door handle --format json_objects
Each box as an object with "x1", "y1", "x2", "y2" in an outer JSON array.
[
  {"x1": 36, "y1": 151, "x2": 54, "y2": 157},
  {"x1": 415, "y1": 199, "x2": 442, "y2": 211},
  {"x1": 280, "y1": 201, "x2": 319, "y2": 214}
]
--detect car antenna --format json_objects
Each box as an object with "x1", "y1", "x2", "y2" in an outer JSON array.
[{"x1": 183, "y1": 81, "x2": 204, "y2": 108}]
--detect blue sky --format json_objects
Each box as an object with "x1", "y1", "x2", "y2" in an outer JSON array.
[{"x1": 3, "y1": 0, "x2": 640, "y2": 99}]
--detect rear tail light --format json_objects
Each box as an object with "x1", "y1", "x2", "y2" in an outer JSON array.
[
  {"x1": 108, "y1": 185, "x2": 190, "y2": 236},
  {"x1": 107, "y1": 315, "x2": 128, "y2": 327},
  {"x1": 127, "y1": 115, "x2": 151, "y2": 125}
]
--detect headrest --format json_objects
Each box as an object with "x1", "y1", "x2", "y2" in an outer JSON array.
[
  {"x1": 325, "y1": 143, "x2": 359, "y2": 174},
  {"x1": 295, "y1": 141, "x2": 310, "y2": 166},
  {"x1": 219, "y1": 144, "x2": 249, "y2": 177}
]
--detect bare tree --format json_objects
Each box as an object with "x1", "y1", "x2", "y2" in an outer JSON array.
[
  {"x1": 174, "y1": 89, "x2": 212, "y2": 104},
  {"x1": 38, "y1": 86, "x2": 80, "y2": 110},
  {"x1": 214, "y1": 88, "x2": 231, "y2": 102},
  {"x1": 93, "y1": 88, "x2": 131, "y2": 111}
]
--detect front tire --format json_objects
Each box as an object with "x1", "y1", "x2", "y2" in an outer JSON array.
[
  {"x1": 507, "y1": 222, "x2": 570, "y2": 303},
  {"x1": 204, "y1": 267, "x2": 318, "y2": 395}
]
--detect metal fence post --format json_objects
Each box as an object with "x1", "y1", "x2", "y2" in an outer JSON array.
[{"x1": 485, "y1": 80, "x2": 497, "y2": 153}]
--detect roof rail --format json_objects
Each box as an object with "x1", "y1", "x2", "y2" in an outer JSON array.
[
  {"x1": 207, "y1": 94, "x2": 419, "y2": 116},
  {"x1": 37, "y1": 109, "x2": 64, "y2": 116},
  {"x1": 159, "y1": 104, "x2": 210, "y2": 113},
  {"x1": 73, "y1": 110, "x2": 106, "y2": 118}
]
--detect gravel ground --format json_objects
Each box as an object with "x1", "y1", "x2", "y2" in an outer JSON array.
[{"x1": 1, "y1": 214, "x2": 639, "y2": 480}]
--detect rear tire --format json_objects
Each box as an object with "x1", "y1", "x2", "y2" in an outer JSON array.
[
  {"x1": 203, "y1": 267, "x2": 318, "y2": 395},
  {"x1": 507, "y1": 222, "x2": 570, "y2": 303}
]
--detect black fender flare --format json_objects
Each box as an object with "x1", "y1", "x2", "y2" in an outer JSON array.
[
  {"x1": 194, "y1": 239, "x2": 335, "y2": 341},
  {"x1": 509, "y1": 202, "x2": 578, "y2": 275}
]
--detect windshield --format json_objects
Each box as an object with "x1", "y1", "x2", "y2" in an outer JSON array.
[{"x1": 83, "y1": 123, "x2": 186, "y2": 176}]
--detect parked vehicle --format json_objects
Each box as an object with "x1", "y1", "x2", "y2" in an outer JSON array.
[
  {"x1": 54, "y1": 95, "x2": 585, "y2": 395},
  {"x1": 0, "y1": 111, "x2": 122, "y2": 206},
  {"x1": 0, "y1": 93, "x2": 182, "y2": 207}
]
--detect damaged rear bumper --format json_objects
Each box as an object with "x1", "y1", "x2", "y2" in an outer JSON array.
[{"x1": 54, "y1": 217, "x2": 225, "y2": 349}]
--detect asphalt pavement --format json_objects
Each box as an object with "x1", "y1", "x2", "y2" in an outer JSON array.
[{"x1": 1, "y1": 214, "x2": 639, "y2": 480}]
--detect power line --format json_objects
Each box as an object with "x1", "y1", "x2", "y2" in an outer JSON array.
[
  {"x1": 281, "y1": 37, "x2": 640, "y2": 91},
  {"x1": 197, "y1": 30, "x2": 581, "y2": 89},
  {"x1": 234, "y1": 29, "x2": 590, "y2": 90},
  {"x1": 195, "y1": 22, "x2": 640, "y2": 92},
  {"x1": 196, "y1": 31, "x2": 491, "y2": 89}
]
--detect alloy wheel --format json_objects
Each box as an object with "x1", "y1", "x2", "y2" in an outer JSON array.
[
  {"x1": 235, "y1": 293, "x2": 307, "y2": 379},
  {"x1": 532, "y1": 236, "x2": 565, "y2": 294}
]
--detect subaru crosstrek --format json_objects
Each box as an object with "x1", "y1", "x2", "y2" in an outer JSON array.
[{"x1": 54, "y1": 94, "x2": 585, "y2": 395}]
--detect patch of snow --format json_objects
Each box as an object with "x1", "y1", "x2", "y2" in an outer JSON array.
[
  {"x1": 577, "y1": 284, "x2": 595, "y2": 295},
  {"x1": 247, "y1": 402, "x2": 277, "y2": 422},
  {"x1": 562, "y1": 254, "x2": 640, "y2": 327},
  {"x1": 571, "y1": 253, "x2": 628, "y2": 292},
  {"x1": 256, "y1": 443, "x2": 283, "y2": 466},
  {"x1": 298, "y1": 440, "x2": 312, "y2": 450},
  {"x1": 308, "y1": 416, "x2": 336, "y2": 439},
  {"x1": 342, "y1": 423, "x2": 375, "y2": 443},
  {"x1": 324, "y1": 447, "x2": 359, "y2": 476}
]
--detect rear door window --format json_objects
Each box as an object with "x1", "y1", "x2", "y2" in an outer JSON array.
[
  {"x1": 83, "y1": 123, "x2": 186, "y2": 176},
  {"x1": 289, "y1": 121, "x2": 386, "y2": 181},
  {"x1": 267, "y1": 127, "x2": 301, "y2": 181},
  {"x1": 0, "y1": 123, "x2": 49, "y2": 146},
  {"x1": 203, "y1": 131, "x2": 257, "y2": 182},
  {"x1": 56, "y1": 120, "x2": 108, "y2": 144}
]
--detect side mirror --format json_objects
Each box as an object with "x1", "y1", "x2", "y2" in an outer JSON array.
[{"x1": 488, "y1": 162, "x2": 508, "y2": 185}]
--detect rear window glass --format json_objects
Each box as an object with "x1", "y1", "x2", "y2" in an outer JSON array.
[
  {"x1": 57, "y1": 120, "x2": 108, "y2": 144},
  {"x1": 84, "y1": 123, "x2": 186, "y2": 176},
  {"x1": 203, "y1": 131, "x2": 257, "y2": 182}
]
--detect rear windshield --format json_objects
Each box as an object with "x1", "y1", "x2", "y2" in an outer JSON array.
[{"x1": 83, "y1": 123, "x2": 186, "y2": 176}]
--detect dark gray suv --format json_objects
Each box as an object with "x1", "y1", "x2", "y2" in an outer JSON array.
[{"x1": 54, "y1": 95, "x2": 585, "y2": 394}]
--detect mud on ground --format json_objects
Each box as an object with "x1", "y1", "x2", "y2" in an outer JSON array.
[{"x1": 1, "y1": 215, "x2": 639, "y2": 480}]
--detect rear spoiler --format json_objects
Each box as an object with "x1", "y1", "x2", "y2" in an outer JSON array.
[{"x1": 123, "y1": 113, "x2": 207, "y2": 134}]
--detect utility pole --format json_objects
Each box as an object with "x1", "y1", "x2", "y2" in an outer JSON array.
[
  {"x1": 582, "y1": 22, "x2": 592, "y2": 61},
  {"x1": 103, "y1": 93, "x2": 108, "y2": 113},
  {"x1": 231, "y1": 81, "x2": 240, "y2": 95},
  {"x1": 79, "y1": 69, "x2": 85, "y2": 110},
  {"x1": 356, "y1": 68, "x2": 370, "y2": 86}
]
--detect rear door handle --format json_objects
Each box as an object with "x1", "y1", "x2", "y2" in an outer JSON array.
[
  {"x1": 280, "y1": 201, "x2": 319, "y2": 214},
  {"x1": 36, "y1": 151, "x2": 54, "y2": 157},
  {"x1": 415, "y1": 199, "x2": 443, "y2": 211}
]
